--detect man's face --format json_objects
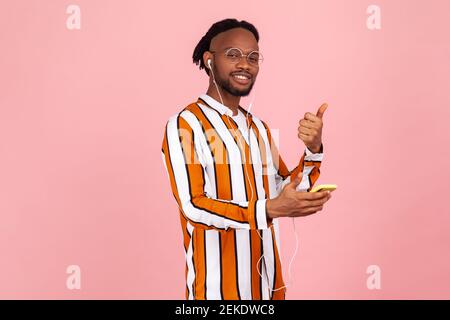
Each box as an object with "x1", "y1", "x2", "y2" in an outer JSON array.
[{"x1": 208, "y1": 28, "x2": 260, "y2": 97}]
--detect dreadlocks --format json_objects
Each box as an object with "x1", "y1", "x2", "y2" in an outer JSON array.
[{"x1": 192, "y1": 18, "x2": 260, "y2": 76}]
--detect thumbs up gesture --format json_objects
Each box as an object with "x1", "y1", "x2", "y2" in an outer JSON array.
[{"x1": 298, "y1": 103, "x2": 328, "y2": 153}]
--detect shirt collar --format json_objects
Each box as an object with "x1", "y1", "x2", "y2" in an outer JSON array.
[{"x1": 198, "y1": 93, "x2": 237, "y2": 117}]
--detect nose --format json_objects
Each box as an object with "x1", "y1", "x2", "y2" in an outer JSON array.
[{"x1": 235, "y1": 55, "x2": 251, "y2": 70}]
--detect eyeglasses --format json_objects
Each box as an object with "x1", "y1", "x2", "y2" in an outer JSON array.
[{"x1": 209, "y1": 47, "x2": 264, "y2": 66}]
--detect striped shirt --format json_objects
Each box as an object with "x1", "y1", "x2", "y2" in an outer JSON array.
[{"x1": 161, "y1": 93, "x2": 323, "y2": 300}]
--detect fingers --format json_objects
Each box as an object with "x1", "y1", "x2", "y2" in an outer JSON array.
[
  {"x1": 303, "y1": 112, "x2": 323, "y2": 124},
  {"x1": 303, "y1": 194, "x2": 331, "y2": 207},
  {"x1": 298, "y1": 125, "x2": 314, "y2": 135},
  {"x1": 292, "y1": 205, "x2": 324, "y2": 217},
  {"x1": 298, "y1": 121, "x2": 320, "y2": 140},
  {"x1": 280, "y1": 189, "x2": 333, "y2": 218},
  {"x1": 296, "y1": 190, "x2": 330, "y2": 201},
  {"x1": 298, "y1": 132, "x2": 309, "y2": 140},
  {"x1": 298, "y1": 119, "x2": 317, "y2": 129},
  {"x1": 299, "y1": 103, "x2": 327, "y2": 127},
  {"x1": 286, "y1": 176, "x2": 301, "y2": 189}
]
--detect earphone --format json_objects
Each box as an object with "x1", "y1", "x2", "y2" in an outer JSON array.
[{"x1": 207, "y1": 57, "x2": 299, "y2": 296}]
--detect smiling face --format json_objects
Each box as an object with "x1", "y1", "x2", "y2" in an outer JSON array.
[{"x1": 205, "y1": 28, "x2": 260, "y2": 97}]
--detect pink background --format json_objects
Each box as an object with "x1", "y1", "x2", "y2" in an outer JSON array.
[{"x1": 1, "y1": 0, "x2": 449, "y2": 299}]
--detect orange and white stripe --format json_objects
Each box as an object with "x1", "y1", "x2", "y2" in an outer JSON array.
[{"x1": 161, "y1": 93, "x2": 323, "y2": 300}]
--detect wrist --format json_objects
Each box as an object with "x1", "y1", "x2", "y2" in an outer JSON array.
[
  {"x1": 308, "y1": 143, "x2": 323, "y2": 153},
  {"x1": 266, "y1": 198, "x2": 279, "y2": 219}
]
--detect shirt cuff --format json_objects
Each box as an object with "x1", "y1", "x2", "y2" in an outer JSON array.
[
  {"x1": 254, "y1": 199, "x2": 272, "y2": 230},
  {"x1": 305, "y1": 143, "x2": 324, "y2": 161}
]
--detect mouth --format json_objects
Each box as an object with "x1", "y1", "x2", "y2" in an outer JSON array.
[{"x1": 231, "y1": 72, "x2": 252, "y2": 85}]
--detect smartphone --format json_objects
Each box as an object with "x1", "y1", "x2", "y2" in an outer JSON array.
[{"x1": 310, "y1": 184, "x2": 337, "y2": 193}]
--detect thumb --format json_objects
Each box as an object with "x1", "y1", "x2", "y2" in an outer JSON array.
[
  {"x1": 289, "y1": 176, "x2": 301, "y2": 188},
  {"x1": 316, "y1": 103, "x2": 328, "y2": 119}
]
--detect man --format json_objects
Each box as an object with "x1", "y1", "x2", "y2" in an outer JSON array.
[{"x1": 161, "y1": 18, "x2": 332, "y2": 300}]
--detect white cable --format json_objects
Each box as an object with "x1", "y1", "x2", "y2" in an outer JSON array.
[{"x1": 256, "y1": 218, "x2": 299, "y2": 293}]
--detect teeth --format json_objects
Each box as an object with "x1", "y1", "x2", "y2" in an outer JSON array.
[{"x1": 233, "y1": 75, "x2": 249, "y2": 80}]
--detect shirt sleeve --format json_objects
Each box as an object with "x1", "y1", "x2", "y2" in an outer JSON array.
[
  {"x1": 260, "y1": 120, "x2": 323, "y2": 194},
  {"x1": 161, "y1": 113, "x2": 272, "y2": 231}
]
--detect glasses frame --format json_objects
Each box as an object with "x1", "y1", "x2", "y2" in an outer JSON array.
[{"x1": 209, "y1": 47, "x2": 264, "y2": 66}]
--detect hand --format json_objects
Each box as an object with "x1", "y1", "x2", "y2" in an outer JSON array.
[
  {"x1": 298, "y1": 103, "x2": 328, "y2": 153},
  {"x1": 266, "y1": 175, "x2": 332, "y2": 218}
]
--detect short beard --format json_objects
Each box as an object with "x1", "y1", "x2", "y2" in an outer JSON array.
[{"x1": 214, "y1": 70, "x2": 255, "y2": 97}]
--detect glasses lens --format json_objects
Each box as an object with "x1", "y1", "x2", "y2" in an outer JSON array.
[
  {"x1": 247, "y1": 51, "x2": 261, "y2": 65},
  {"x1": 225, "y1": 48, "x2": 243, "y2": 62}
]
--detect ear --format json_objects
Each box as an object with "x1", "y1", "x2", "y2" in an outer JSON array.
[{"x1": 203, "y1": 51, "x2": 213, "y2": 69}]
